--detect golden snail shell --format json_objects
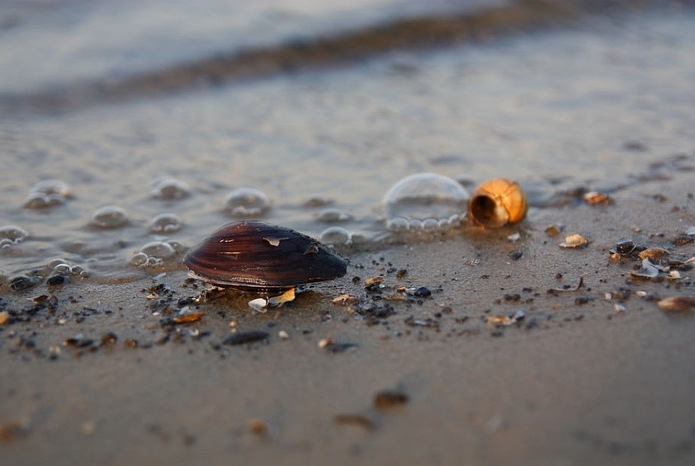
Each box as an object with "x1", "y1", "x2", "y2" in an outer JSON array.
[{"x1": 468, "y1": 178, "x2": 527, "y2": 228}]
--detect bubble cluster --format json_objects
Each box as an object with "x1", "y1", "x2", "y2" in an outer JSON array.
[
  {"x1": 49, "y1": 259, "x2": 88, "y2": 277},
  {"x1": 129, "y1": 241, "x2": 179, "y2": 268},
  {"x1": 46, "y1": 258, "x2": 89, "y2": 286},
  {"x1": 0, "y1": 225, "x2": 29, "y2": 248},
  {"x1": 23, "y1": 179, "x2": 71, "y2": 209},
  {"x1": 316, "y1": 208, "x2": 352, "y2": 223},
  {"x1": 150, "y1": 178, "x2": 192, "y2": 200},
  {"x1": 320, "y1": 226, "x2": 353, "y2": 246},
  {"x1": 149, "y1": 213, "x2": 183, "y2": 234},
  {"x1": 383, "y1": 173, "x2": 470, "y2": 232},
  {"x1": 224, "y1": 187, "x2": 270, "y2": 217},
  {"x1": 91, "y1": 205, "x2": 129, "y2": 229}
]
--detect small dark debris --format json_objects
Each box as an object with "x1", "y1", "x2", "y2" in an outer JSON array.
[
  {"x1": 17, "y1": 336, "x2": 35, "y2": 349},
  {"x1": 374, "y1": 390, "x2": 409, "y2": 409},
  {"x1": 613, "y1": 288, "x2": 632, "y2": 300},
  {"x1": 548, "y1": 277, "x2": 584, "y2": 294},
  {"x1": 673, "y1": 235, "x2": 694, "y2": 247},
  {"x1": 124, "y1": 338, "x2": 139, "y2": 348},
  {"x1": 172, "y1": 312, "x2": 205, "y2": 324},
  {"x1": 408, "y1": 287, "x2": 431, "y2": 298},
  {"x1": 64, "y1": 335, "x2": 95, "y2": 348},
  {"x1": 504, "y1": 293, "x2": 521, "y2": 302},
  {"x1": 364, "y1": 282, "x2": 382, "y2": 293},
  {"x1": 247, "y1": 419, "x2": 268, "y2": 437},
  {"x1": 574, "y1": 296, "x2": 593, "y2": 305},
  {"x1": 396, "y1": 269, "x2": 408, "y2": 279},
  {"x1": 177, "y1": 297, "x2": 196, "y2": 307},
  {"x1": 508, "y1": 250, "x2": 523, "y2": 260},
  {"x1": 615, "y1": 239, "x2": 636, "y2": 255},
  {"x1": 334, "y1": 413, "x2": 375, "y2": 431},
  {"x1": 354, "y1": 300, "x2": 394, "y2": 319},
  {"x1": 624, "y1": 140, "x2": 647, "y2": 151},
  {"x1": 404, "y1": 315, "x2": 439, "y2": 329},
  {"x1": 0, "y1": 421, "x2": 29, "y2": 442},
  {"x1": 322, "y1": 342, "x2": 357, "y2": 353},
  {"x1": 100, "y1": 332, "x2": 118, "y2": 345},
  {"x1": 223, "y1": 331, "x2": 269, "y2": 346}
]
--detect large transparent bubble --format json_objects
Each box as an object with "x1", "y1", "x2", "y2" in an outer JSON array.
[
  {"x1": 383, "y1": 173, "x2": 470, "y2": 232},
  {"x1": 149, "y1": 213, "x2": 183, "y2": 234},
  {"x1": 0, "y1": 225, "x2": 29, "y2": 248},
  {"x1": 23, "y1": 179, "x2": 71, "y2": 209},
  {"x1": 150, "y1": 178, "x2": 192, "y2": 200},
  {"x1": 224, "y1": 187, "x2": 270, "y2": 217},
  {"x1": 90, "y1": 205, "x2": 129, "y2": 229}
]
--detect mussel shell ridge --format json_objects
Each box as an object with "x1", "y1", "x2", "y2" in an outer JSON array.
[{"x1": 184, "y1": 221, "x2": 348, "y2": 290}]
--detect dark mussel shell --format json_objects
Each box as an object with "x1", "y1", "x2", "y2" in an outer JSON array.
[{"x1": 184, "y1": 221, "x2": 348, "y2": 291}]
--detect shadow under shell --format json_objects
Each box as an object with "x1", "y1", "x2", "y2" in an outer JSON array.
[{"x1": 184, "y1": 221, "x2": 348, "y2": 291}]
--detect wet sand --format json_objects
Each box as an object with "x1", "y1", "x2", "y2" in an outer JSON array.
[
  {"x1": 1, "y1": 162, "x2": 694, "y2": 465},
  {"x1": 1, "y1": 1, "x2": 695, "y2": 465}
]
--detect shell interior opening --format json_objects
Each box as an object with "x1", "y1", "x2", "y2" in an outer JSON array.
[{"x1": 470, "y1": 195, "x2": 509, "y2": 228}]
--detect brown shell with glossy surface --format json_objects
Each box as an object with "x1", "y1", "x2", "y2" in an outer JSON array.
[
  {"x1": 468, "y1": 178, "x2": 527, "y2": 228},
  {"x1": 184, "y1": 221, "x2": 348, "y2": 291}
]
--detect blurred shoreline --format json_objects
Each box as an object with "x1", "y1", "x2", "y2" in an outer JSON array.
[{"x1": 1, "y1": 0, "x2": 692, "y2": 113}]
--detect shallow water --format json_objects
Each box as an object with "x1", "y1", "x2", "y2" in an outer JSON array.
[{"x1": 1, "y1": 2, "x2": 694, "y2": 285}]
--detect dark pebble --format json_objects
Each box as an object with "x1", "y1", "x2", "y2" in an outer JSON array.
[
  {"x1": 10, "y1": 276, "x2": 40, "y2": 292},
  {"x1": 323, "y1": 342, "x2": 357, "y2": 353},
  {"x1": 223, "y1": 330, "x2": 269, "y2": 346},
  {"x1": 365, "y1": 283, "x2": 382, "y2": 293},
  {"x1": 575, "y1": 296, "x2": 592, "y2": 305},
  {"x1": 46, "y1": 274, "x2": 68, "y2": 287},
  {"x1": 615, "y1": 239, "x2": 635, "y2": 255},
  {"x1": 64, "y1": 336, "x2": 94, "y2": 348},
  {"x1": 374, "y1": 390, "x2": 409, "y2": 409},
  {"x1": 177, "y1": 297, "x2": 196, "y2": 306},
  {"x1": 411, "y1": 287, "x2": 431, "y2": 298},
  {"x1": 508, "y1": 250, "x2": 523, "y2": 260}
]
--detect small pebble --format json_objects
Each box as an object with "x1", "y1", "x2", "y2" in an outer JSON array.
[
  {"x1": 81, "y1": 421, "x2": 97, "y2": 436},
  {"x1": 247, "y1": 419, "x2": 268, "y2": 437},
  {"x1": 100, "y1": 332, "x2": 118, "y2": 345},
  {"x1": 318, "y1": 338, "x2": 334, "y2": 349},
  {"x1": 334, "y1": 414, "x2": 375, "y2": 431},
  {"x1": 223, "y1": 331, "x2": 269, "y2": 346},
  {"x1": 657, "y1": 296, "x2": 695, "y2": 313},
  {"x1": 0, "y1": 311, "x2": 9, "y2": 325},
  {"x1": 374, "y1": 390, "x2": 409, "y2": 409},
  {"x1": 410, "y1": 287, "x2": 431, "y2": 297},
  {"x1": 559, "y1": 233, "x2": 589, "y2": 249}
]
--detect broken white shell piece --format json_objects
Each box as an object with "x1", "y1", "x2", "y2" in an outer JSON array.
[
  {"x1": 248, "y1": 298, "x2": 268, "y2": 312},
  {"x1": 629, "y1": 258, "x2": 660, "y2": 279}
]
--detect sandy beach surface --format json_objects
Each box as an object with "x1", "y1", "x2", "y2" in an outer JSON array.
[
  {"x1": 1, "y1": 1, "x2": 695, "y2": 465},
  {"x1": 2, "y1": 161, "x2": 694, "y2": 466}
]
